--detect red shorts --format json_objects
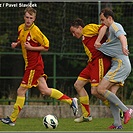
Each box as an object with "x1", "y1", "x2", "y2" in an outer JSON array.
[
  {"x1": 20, "y1": 67, "x2": 47, "y2": 88},
  {"x1": 78, "y1": 56, "x2": 111, "y2": 87}
]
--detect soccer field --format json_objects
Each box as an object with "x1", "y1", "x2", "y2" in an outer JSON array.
[{"x1": 0, "y1": 118, "x2": 133, "y2": 132}]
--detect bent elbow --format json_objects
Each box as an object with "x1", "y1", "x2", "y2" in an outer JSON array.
[
  {"x1": 45, "y1": 48, "x2": 49, "y2": 52},
  {"x1": 44, "y1": 47, "x2": 49, "y2": 52}
]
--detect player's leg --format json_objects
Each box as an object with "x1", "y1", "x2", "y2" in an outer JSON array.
[
  {"x1": 91, "y1": 82, "x2": 123, "y2": 124},
  {"x1": 1, "y1": 86, "x2": 27, "y2": 126},
  {"x1": 73, "y1": 79, "x2": 92, "y2": 122},
  {"x1": 38, "y1": 76, "x2": 78, "y2": 116},
  {"x1": 89, "y1": 57, "x2": 111, "y2": 107},
  {"x1": 91, "y1": 86, "x2": 110, "y2": 106},
  {"x1": 1, "y1": 69, "x2": 33, "y2": 126},
  {"x1": 10, "y1": 87, "x2": 27, "y2": 121},
  {"x1": 108, "y1": 102, "x2": 123, "y2": 129},
  {"x1": 97, "y1": 78, "x2": 133, "y2": 124},
  {"x1": 109, "y1": 84, "x2": 124, "y2": 121},
  {"x1": 108, "y1": 85, "x2": 122, "y2": 129}
]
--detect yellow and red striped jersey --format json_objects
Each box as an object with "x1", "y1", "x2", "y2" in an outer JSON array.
[
  {"x1": 82, "y1": 24, "x2": 107, "y2": 62},
  {"x1": 17, "y1": 23, "x2": 49, "y2": 70}
]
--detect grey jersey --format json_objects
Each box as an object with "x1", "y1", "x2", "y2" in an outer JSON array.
[
  {"x1": 98, "y1": 22, "x2": 126, "y2": 57},
  {"x1": 98, "y1": 22, "x2": 131, "y2": 85}
]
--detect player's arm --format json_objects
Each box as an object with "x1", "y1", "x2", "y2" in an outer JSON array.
[
  {"x1": 11, "y1": 26, "x2": 21, "y2": 49},
  {"x1": 28, "y1": 29, "x2": 49, "y2": 52},
  {"x1": 94, "y1": 25, "x2": 107, "y2": 48},
  {"x1": 24, "y1": 42, "x2": 49, "y2": 51},
  {"x1": 118, "y1": 34, "x2": 129, "y2": 56},
  {"x1": 11, "y1": 41, "x2": 21, "y2": 48}
]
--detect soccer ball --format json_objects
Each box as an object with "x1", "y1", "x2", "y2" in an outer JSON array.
[{"x1": 43, "y1": 114, "x2": 58, "y2": 129}]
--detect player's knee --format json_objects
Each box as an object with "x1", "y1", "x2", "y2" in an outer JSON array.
[
  {"x1": 91, "y1": 89, "x2": 97, "y2": 96},
  {"x1": 97, "y1": 86, "x2": 104, "y2": 95},
  {"x1": 74, "y1": 82, "x2": 81, "y2": 92},
  {"x1": 74, "y1": 82, "x2": 78, "y2": 90},
  {"x1": 91, "y1": 87, "x2": 98, "y2": 96},
  {"x1": 17, "y1": 87, "x2": 27, "y2": 96},
  {"x1": 40, "y1": 87, "x2": 51, "y2": 96}
]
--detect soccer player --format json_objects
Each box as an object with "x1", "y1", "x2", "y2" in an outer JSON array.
[
  {"x1": 1, "y1": 7, "x2": 78, "y2": 126},
  {"x1": 95, "y1": 7, "x2": 133, "y2": 129},
  {"x1": 70, "y1": 18, "x2": 111, "y2": 122}
]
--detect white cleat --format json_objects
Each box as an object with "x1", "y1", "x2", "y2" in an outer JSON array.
[
  {"x1": 74, "y1": 115, "x2": 92, "y2": 123},
  {"x1": 1, "y1": 116, "x2": 15, "y2": 126},
  {"x1": 71, "y1": 98, "x2": 78, "y2": 116}
]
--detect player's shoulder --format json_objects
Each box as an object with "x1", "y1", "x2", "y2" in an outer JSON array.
[
  {"x1": 114, "y1": 22, "x2": 122, "y2": 26},
  {"x1": 18, "y1": 23, "x2": 25, "y2": 31},
  {"x1": 83, "y1": 23, "x2": 101, "y2": 36},
  {"x1": 32, "y1": 24, "x2": 41, "y2": 33},
  {"x1": 84, "y1": 23, "x2": 101, "y2": 31},
  {"x1": 111, "y1": 22, "x2": 126, "y2": 35},
  {"x1": 111, "y1": 22, "x2": 123, "y2": 30}
]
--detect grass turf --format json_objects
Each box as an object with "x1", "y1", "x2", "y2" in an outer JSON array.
[{"x1": 0, "y1": 117, "x2": 133, "y2": 131}]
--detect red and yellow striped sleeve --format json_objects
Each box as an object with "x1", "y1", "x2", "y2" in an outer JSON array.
[
  {"x1": 31, "y1": 26, "x2": 49, "y2": 49},
  {"x1": 82, "y1": 24, "x2": 102, "y2": 37}
]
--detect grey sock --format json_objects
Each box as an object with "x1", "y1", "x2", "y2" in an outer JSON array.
[
  {"x1": 104, "y1": 90, "x2": 128, "y2": 112},
  {"x1": 110, "y1": 102, "x2": 121, "y2": 126}
]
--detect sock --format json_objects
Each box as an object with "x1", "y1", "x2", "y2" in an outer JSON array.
[
  {"x1": 103, "y1": 100, "x2": 110, "y2": 107},
  {"x1": 110, "y1": 102, "x2": 121, "y2": 126},
  {"x1": 104, "y1": 90, "x2": 128, "y2": 112},
  {"x1": 79, "y1": 95, "x2": 90, "y2": 117},
  {"x1": 50, "y1": 88, "x2": 72, "y2": 105},
  {"x1": 10, "y1": 96, "x2": 25, "y2": 122}
]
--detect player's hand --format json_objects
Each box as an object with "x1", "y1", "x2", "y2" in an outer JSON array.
[
  {"x1": 122, "y1": 47, "x2": 129, "y2": 56},
  {"x1": 11, "y1": 42, "x2": 17, "y2": 48},
  {"x1": 24, "y1": 42, "x2": 32, "y2": 50},
  {"x1": 94, "y1": 42, "x2": 102, "y2": 48}
]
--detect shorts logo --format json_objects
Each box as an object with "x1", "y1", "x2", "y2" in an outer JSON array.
[{"x1": 91, "y1": 79, "x2": 97, "y2": 83}]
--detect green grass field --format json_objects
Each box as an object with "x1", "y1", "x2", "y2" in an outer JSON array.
[{"x1": 0, "y1": 117, "x2": 133, "y2": 131}]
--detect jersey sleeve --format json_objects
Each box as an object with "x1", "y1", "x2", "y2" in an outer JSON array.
[
  {"x1": 34, "y1": 28, "x2": 49, "y2": 49},
  {"x1": 83, "y1": 24, "x2": 101, "y2": 37},
  {"x1": 111, "y1": 23, "x2": 126, "y2": 38}
]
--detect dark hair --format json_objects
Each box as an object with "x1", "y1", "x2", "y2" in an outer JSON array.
[
  {"x1": 100, "y1": 8, "x2": 114, "y2": 20},
  {"x1": 70, "y1": 18, "x2": 85, "y2": 28}
]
